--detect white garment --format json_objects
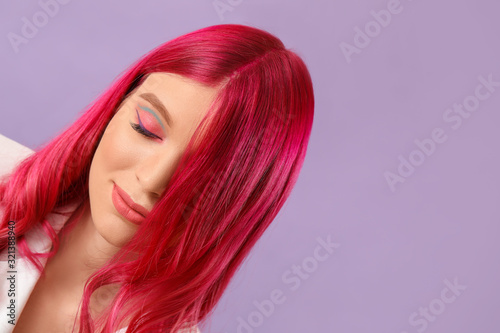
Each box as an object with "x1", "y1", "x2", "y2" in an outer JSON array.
[{"x1": 0, "y1": 134, "x2": 200, "y2": 333}]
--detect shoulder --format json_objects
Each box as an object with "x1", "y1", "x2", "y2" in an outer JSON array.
[
  {"x1": 0, "y1": 134, "x2": 34, "y2": 245},
  {"x1": 0, "y1": 133, "x2": 34, "y2": 178}
]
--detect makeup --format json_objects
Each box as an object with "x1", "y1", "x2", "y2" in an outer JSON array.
[
  {"x1": 139, "y1": 92, "x2": 174, "y2": 127},
  {"x1": 138, "y1": 105, "x2": 166, "y2": 133},
  {"x1": 111, "y1": 183, "x2": 149, "y2": 225}
]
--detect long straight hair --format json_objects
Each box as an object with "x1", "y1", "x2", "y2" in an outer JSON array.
[{"x1": 0, "y1": 24, "x2": 314, "y2": 332}]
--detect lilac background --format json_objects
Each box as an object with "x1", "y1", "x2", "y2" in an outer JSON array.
[{"x1": 1, "y1": 0, "x2": 500, "y2": 332}]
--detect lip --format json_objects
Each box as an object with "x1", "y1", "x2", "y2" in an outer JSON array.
[{"x1": 111, "y1": 183, "x2": 149, "y2": 225}]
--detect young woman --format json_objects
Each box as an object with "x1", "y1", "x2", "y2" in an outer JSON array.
[{"x1": 0, "y1": 23, "x2": 314, "y2": 333}]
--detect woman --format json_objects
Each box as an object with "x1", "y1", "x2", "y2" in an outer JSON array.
[{"x1": 0, "y1": 23, "x2": 314, "y2": 332}]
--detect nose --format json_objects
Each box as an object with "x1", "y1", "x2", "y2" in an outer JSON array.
[{"x1": 135, "y1": 148, "x2": 181, "y2": 199}]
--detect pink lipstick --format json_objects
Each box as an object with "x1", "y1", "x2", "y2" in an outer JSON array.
[{"x1": 111, "y1": 183, "x2": 149, "y2": 225}]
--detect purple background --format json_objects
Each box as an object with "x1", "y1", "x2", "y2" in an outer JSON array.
[{"x1": 2, "y1": 0, "x2": 500, "y2": 332}]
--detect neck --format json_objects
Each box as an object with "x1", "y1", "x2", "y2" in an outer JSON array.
[{"x1": 43, "y1": 200, "x2": 121, "y2": 305}]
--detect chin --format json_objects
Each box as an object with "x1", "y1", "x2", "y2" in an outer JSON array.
[{"x1": 88, "y1": 191, "x2": 137, "y2": 249}]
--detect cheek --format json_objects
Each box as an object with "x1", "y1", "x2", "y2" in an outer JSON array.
[
  {"x1": 95, "y1": 118, "x2": 141, "y2": 173},
  {"x1": 90, "y1": 111, "x2": 148, "y2": 193}
]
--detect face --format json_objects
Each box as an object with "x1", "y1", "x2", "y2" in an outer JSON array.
[{"x1": 88, "y1": 72, "x2": 219, "y2": 247}]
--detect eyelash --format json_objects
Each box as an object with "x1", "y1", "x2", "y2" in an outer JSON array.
[{"x1": 129, "y1": 109, "x2": 162, "y2": 140}]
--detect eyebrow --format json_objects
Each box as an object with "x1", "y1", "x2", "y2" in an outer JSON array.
[{"x1": 138, "y1": 93, "x2": 173, "y2": 127}]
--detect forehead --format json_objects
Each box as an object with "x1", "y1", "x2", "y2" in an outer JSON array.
[{"x1": 137, "y1": 72, "x2": 219, "y2": 120}]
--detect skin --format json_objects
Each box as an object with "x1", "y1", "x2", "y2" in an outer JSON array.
[{"x1": 12, "y1": 72, "x2": 220, "y2": 332}]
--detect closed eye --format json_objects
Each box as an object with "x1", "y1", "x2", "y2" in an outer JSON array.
[{"x1": 129, "y1": 109, "x2": 162, "y2": 140}]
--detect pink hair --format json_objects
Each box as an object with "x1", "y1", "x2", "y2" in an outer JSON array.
[{"x1": 0, "y1": 24, "x2": 314, "y2": 332}]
